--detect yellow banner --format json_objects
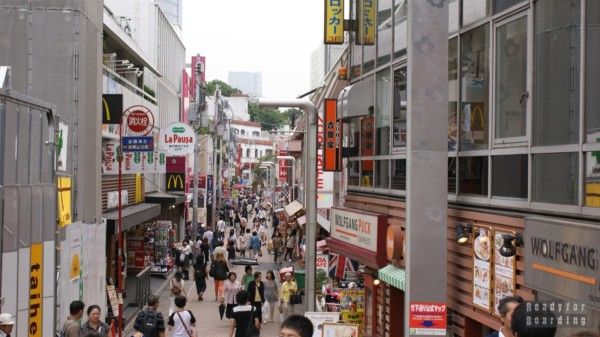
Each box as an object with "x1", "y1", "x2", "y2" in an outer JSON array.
[
  {"x1": 57, "y1": 176, "x2": 72, "y2": 227},
  {"x1": 29, "y1": 243, "x2": 43, "y2": 337},
  {"x1": 135, "y1": 173, "x2": 143, "y2": 203},
  {"x1": 359, "y1": 0, "x2": 377, "y2": 45},
  {"x1": 325, "y1": 0, "x2": 344, "y2": 44}
]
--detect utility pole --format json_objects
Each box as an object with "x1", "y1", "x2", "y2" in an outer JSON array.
[{"x1": 192, "y1": 57, "x2": 206, "y2": 233}]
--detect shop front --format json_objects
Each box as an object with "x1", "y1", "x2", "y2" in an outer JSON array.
[{"x1": 325, "y1": 207, "x2": 389, "y2": 337}]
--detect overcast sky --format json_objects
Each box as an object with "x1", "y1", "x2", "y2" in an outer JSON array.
[{"x1": 181, "y1": 0, "x2": 323, "y2": 99}]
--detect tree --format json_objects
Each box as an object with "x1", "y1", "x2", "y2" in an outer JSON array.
[
  {"x1": 283, "y1": 108, "x2": 303, "y2": 128},
  {"x1": 205, "y1": 79, "x2": 242, "y2": 97},
  {"x1": 248, "y1": 103, "x2": 289, "y2": 131}
]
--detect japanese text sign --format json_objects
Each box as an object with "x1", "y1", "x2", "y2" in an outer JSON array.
[
  {"x1": 323, "y1": 99, "x2": 342, "y2": 171},
  {"x1": 324, "y1": 0, "x2": 344, "y2": 44},
  {"x1": 409, "y1": 302, "x2": 447, "y2": 336},
  {"x1": 122, "y1": 136, "x2": 154, "y2": 152},
  {"x1": 361, "y1": 116, "x2": 374, "y2": 171},
  {"x1": 358, "y1": 0, "x2": 377, "y2": 45}
]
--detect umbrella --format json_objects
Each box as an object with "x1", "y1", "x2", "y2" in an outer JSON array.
[{"x1": 219, "y1": 303, "x2": 226, "y2": 320}]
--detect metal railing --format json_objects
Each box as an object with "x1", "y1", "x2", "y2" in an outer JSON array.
[{"x1": 135, "y1": 266, "x2": 152, "y2": 309}]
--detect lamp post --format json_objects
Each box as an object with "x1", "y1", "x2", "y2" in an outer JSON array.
[{"x1": 258, "y1": 98, "x2": 317, "y2": 312}]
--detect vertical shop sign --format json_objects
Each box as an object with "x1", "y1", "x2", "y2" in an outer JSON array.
[
  {"x1": 29, "y1": 243, "x2": 43, "y2": 337},
  {"x1": 102, "y1": 94, "x2": 123, "y2": 124},
  {"x1": 279, "y1": 150, "x2": 288, "y2": 183},
  {"x1": 360, "y1": 116, "x2": 374, "y2": 173},
  {"x1": 324, "y1": 0, "x2": 344, "y2": 44},
  {"x1": 207, "y1": 175, "x2": 213, "y2": 207},
  {"x1": 323, "y1": 99, "x2": 342, "y2": 171},
  {"x1": 472, "y1": 225, "x2": 493, "y2": 313},
  {"x1": 358, "y1": 0, "x2": 377, "y2": 45},
  {"x1": 57, "y1": 176, "x2": 72, "y2": 227},
  {"x1": 493, "y1": 230, "x2": 516, "y2": 316},
  {"x1": 409, "y1": 302, "x2": 447, "y2": 336},
  {"x1": 56, "y1": 122, "x2": 69, "y2": 172}
]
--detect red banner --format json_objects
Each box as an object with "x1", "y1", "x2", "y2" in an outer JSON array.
[
  {"x1": 279, "y1": 150, "x2": 288, "y2": 183},
  {"x1": 323, "y1": 99, "x2": 342, "y2": 171},
  {"x1": 361, "y1": 116, "x2": 374, "y2": 171},
  {"x1": 166, "y1": 156, "x2": 186, "y2": 173}
]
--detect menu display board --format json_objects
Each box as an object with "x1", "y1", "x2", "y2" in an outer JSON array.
[
  {"x1": 472, "y1": 225, "x2": 492, "y2": 312},
  {"x1": 493, "y1": 230, "x2": 516, "y2": 316}
]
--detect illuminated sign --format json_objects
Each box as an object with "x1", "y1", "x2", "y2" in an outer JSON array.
[
  {"x1": 323, "y1": 99, "x2": 342, "y2": 171},
  {"x1": 166, "y1": 173, "x2": 185, "y2": 192},
  {"x1": 102, "y1": 94, "x2": 123, "y2": 124},
  {"x1": 324, "y1": 0, "x2": 344, "y2": 44}
]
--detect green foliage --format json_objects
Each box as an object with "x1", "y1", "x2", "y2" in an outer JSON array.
[
  {"x1": 249, "y1": 103, "x2": 289, "y2": 131},
  {"x1": 205, "y1": 79, "x2": 242, "y2": 97},
  {"x1": 283, "y1": 108, "x2": 303, "y2": 128},
  {"x1": 143, "y1": 85, "x2": 156, "y2": 98},
  {"x1": 316, "y1": 270, "x2": 328, "y2": 295}
]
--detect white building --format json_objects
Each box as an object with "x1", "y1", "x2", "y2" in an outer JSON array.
[
  {"x1": 207, "y1": 95, "x2": 251, "y2": 121},
  {"x1": 230, "y1": 120, "x2": 275, "y2": 179},
  {"x1": 228, "y1": 71, "x2": 262, "y2": 98},
  {"x1": 156, "y1": 0, "x2": 183, "y2": 30},
  {"x1": 309, "y1": 43, "x2": 346, "y2": 90}
]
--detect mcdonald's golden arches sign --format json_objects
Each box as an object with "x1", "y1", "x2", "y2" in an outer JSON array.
[
  {"x1": 102, "y1": 94, "x2": 123, "y2": 124},
  {"x1": 166, "y1": 173, "x2": 185, "y2": 192}
]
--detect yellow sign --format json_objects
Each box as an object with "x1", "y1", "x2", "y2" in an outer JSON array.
[
  {"x1": 166, "y1": 173, "x2": 184, "y2": 191},
  {"x1": 325, "y1": 0, "x2": 344, "y2": 44},
  {"x1": 29, "y1": 243, "x2": 43, "y2": 337},
  {"x1": 57, "y1": 176, "x2": 72, "y2": 227},
  {"x1": 358, "y1": 0, "x2": 377, "y2": 45},
  {"x1": 135, "y1": 173, "x2": 143, "y2": 203},
  {"x1": 70, "y1": 253, "x2": 80, "y2": 280}
]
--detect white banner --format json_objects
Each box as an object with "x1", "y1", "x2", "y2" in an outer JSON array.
[
  {"x1": 330, "y1": 208, "x2": 380, "y2": 252},
  {"x1": 102, "y1": 140, "x2": 167, "y2": 174}
]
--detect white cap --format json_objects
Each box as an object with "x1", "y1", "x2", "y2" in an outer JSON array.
[{"x1": 0, "y1": 313, "x2": 14, "y2": 325}]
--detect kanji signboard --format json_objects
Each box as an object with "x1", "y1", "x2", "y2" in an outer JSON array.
[
  {"x1": 324, "y1": 0, "x2": 344, "y2": 44},
  {"x1": 361, "y1": 116, "x2": 374, "y2": 172},
  {"x1": 124, "y1": 105, "x2": 154, "y2": 136},
  {"x1": 358, "y1": 0, "x2": 377, "y2": 45},
  {"x1": 409, "y1": 302, "x2": 447, "y2": 336},
  {"x1": 122, "y1": 136, "x2": 154, "y2": 152},
  {"x1": 323, "y1": 99, "x2": 342, "y2": 171}
]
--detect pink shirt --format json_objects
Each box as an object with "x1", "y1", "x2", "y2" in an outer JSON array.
[{"x1": 223, "y1": 280, "x2": 241, "y2": 304}]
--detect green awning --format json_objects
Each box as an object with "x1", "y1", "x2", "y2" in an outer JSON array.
[{"x1": 378, "y1": 264, "x2": 406, "y2": 291}]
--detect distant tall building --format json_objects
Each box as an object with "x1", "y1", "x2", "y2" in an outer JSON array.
[
  {"x1": 228, "y1": 71, "x2": 263, "y2": 98},
  {"x1": 156, "y1": 0, "x2": 183, "y2": 28},
  {"x1": 310, "y1": 44, "x2": 346, "y2": 89}
]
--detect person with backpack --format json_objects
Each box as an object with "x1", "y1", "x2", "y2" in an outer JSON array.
[
  {"x1": 61, "y1": 300, "x2": 85, "y2": 337},
  {"x1": 133, "y1": 295, "x2": 165, "y2": 337},
  {"x1": 249, "y1": 232, "x2": 261, "y2": 260},
  {"x1": 167, "y1": 296, "x2": 196, "y2": 337}
]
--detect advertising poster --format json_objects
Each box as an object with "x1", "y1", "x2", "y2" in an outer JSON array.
[
  {"x1": 322, "y1": 323, "x2": 359, "y2": 337},
  {"x1": 472, "y1": 225, "x2": 493, "y2": 312},
  {"x1": 493, "y1": 230, "x2": 516, "y2": 316},
  {"x1": 304, "y1": 312, "x2": 340, "y2": 337},
  {"x1": 56, "y1": 121, "x2": 69, "y2": 172},
  {"x1": 317, "y1": 254, "x2": 329, "y2": 274},
  {"x1": 409, "y1": 302, "x2": 447, "y2": 336},
  {"x1": 338, "y1": 289, "x2": 365, "y2": 336}
]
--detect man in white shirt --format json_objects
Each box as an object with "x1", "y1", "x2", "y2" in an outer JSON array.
[
  {"x1": 0, "y1": 313, "x2": 14, "y2": 337},
  {"x1": 217, "y1": 219, "x2": 226, "y2": 236}
]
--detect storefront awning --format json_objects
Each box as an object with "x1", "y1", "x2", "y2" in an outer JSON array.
[
  {"x1": 317, "y1": 213, "x2": 330, "y2": 232},
  {"x1": 145, "y1": 192, "x2": 185, "y2": 205},
  {"x1": 378, "y1": 265, "x2": 406, "y2": 291},
  {"x1": 285, "y1": 200, "x2": 304, "y2": 217},
  {"x1": 103, "y1": 203, "x2": 161, "y2": 234}
]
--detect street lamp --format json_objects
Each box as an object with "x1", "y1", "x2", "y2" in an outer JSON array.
[{"x1": 258, "y1": 98, "x2": 318, "y2": 312}]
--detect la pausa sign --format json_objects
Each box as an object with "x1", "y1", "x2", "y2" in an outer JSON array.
[
  {"x1": 330, "y1": 207, "x2": 384, "y2": 252},
  {"x1": 160, "y1": 122, "x2": 196, "y2": 156}
]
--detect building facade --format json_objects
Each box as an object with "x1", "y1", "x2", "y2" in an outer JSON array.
[{"x1": 318, "y1": 0, "x2": 600, "y2": 336}]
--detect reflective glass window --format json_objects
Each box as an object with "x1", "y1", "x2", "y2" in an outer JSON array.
[
  {"x1": 393, "y1": 67, "x2": 407, "y2": 149},
  {"x1": 376, "y1": 69, "x2": 391, "y2": 155},
  {"x1": 585, "y1": 151, "x2": 600, "y2": 207},
  {"x1": 375, "y1": 160, "x2": 390, "y2": 188},
  {"x1": 586, "y1": 0, "x2": 600, "y2": 143},
  {"x1": 393, "y1": 0, "x2": 407, "y2": 59},
  {"x1": 492, "y1": 155, "x2": 527, "y2": 199},
  {"x1": 533, "y1": 153, "x2": 579, "y2": 205},
  {"x1": 462, "y1": 0, "x2": 489, "y2": 27},
  {"x1": 391, "y1": 159, "x2": 406, "y2": 190},
  {"x1": 449, "y1": 38, "x2": 458, "y2": 151},
  {"x1": 459, "y1": 156, "x2": 489, "y2": 196},
  {"x1": 377, "y1": 0, "x2": 393, "y2": 66}
]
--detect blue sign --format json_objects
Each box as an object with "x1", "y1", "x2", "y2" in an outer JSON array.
[{"x1": 122, "y1": 136, "x2": 154, "y2": 152}]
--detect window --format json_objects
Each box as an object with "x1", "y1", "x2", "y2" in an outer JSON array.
[
  {"x1": 586, "y1": 0, "x2": 600, "y2": 143},
  {"x1": 348, "y1": 160, "x2": 360, "y2": 186},
  {"x1": 344, "y1": 117, "x2": 361, "y2": 157},
  {"x1": 393, "y1": 0, "x2": 407, "y2": 59},
  {"x1": 377, "y1": 0, "x2": 393, "y2": 66},
  {"x1": 255, "y1": 149, "x2": 258, "y2": 158},
  {"x1": 234, "y1": 128, "x2": 239, "y2": 134},
  {"x1": 460, "y1": 25, "x2": 490, "y2": 150},
  {"x1": 246, "y1": 149, "x2": 250, "y2": 158},
  {"x1": 449, "y1": 38, "x2": 458, "y2": 151},
  {"x1": 534, "y1": 0, "x2": 580, "y2": 146},
  {"x1": 462, "y1": 0, "x2": 488, "y2": 27},
  {"x1": 266, "y1": 149, "x2": 273, "y2": 156},
  {"x1": 391, "y1": 159, "x2": 406, "y2": 190},
  {"x1": 459, "y1": 156, "x2": 488, "y2": 196},
  {"x1": 241, "y1": 129, "x2": 246, "y2": 136},
  {"x1": 259, "y1": 150, "x2": 263, "y2": 157},
  {"x1": 375, "y1": 160, "x2": 390, "y2": 189},
  {"x1": 585, "y1": 151, "x2": 600, "y2": 207},
  {"x1": 492, "y1": 155, "x2": 527, "y2": 199},
  {"x1": 495, "y1": 15, "x2": 528, "y2": 140},
  {"x1": 449, "y1": 0, "x2": 459, "y2": 34},
  {"x1": 253, "y1": 131, "x2": 260, "y2": 137},
  {"x1": 448, "y1": 157, "x2": 457, "y2": 194},
  {"x1": 393, "y1": 68, "x2": 407, "y2": 149},
  {"x1": 361, "y1": 161, "x2": 374, "y2": 187},
  {"x1": 533, "y1": 153, "x2": 578, "y2": 205},
  {"x1": 493, "y1": 0, "x2": 525, "y2": 14},
  {"x1": 376, "y1": 69, "x2": 391, "y2": 155}
]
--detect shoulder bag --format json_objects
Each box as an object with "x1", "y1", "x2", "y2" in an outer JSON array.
[{"x1": 176, "y1": 311, "x2": 196, "y2": 337}]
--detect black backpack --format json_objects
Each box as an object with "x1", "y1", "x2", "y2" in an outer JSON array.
[{"x1": 136, "y1": 309, "x2": 159, "y2": 337}]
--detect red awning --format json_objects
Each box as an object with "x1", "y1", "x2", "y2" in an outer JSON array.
[{"x1": 325, "y1": 238, "x2": 387, "y2": 269}]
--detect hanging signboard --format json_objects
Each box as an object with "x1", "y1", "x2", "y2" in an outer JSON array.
[
  {"x1": 102, "y1": 94, "x2": 123, "y2": 124},
  {"x1": 56, "y1": 121, "x2": 69, "y2": 172},
  {"x1": 324, "y1": 0, "x2": 344, "y2": 44},
  {"x1": 124, "y1": 105, "x2": 154, "y2": 136},
  {"x1": 57, "y1": 176, "x2": 72, "y2": 227},
  {"x1": 316, "y1": 254, "x2": 329, "y2": 274},
  {"x1": 28, "y1": 242, "x2": 43, "y2": 337},
  {"x1": 206, "y1": 175, "x2": 214, "y2": 206},
  {"x1": 122, "y1": 136, "x2": 154, "y2": 152},
  {"x1": 493, "y1": 230, "x2": 516, "y2": 316},
  {"x1": 160, "y1": 122, "x2": 197, "y2": 156},
  {"x1": 358, "y1": 0, "x2": 377, "y2": 45},
  {"x1": 360, "y1": 116, "x2": 374, "y2": 173},
  {"x1": 472, "y1": 225, "x2": 493, "y2": 313},
  {"x1": 409, "y1": 302, "x2": 447, "y2": 336},
  {"x1": 102, "y1": 140, "x2": 166, "y2": 175},
  {"x1": 323, "y1": 99, "x2": 342, "y2": 171},
  {"x1": 166, "y1": 173, "x2": 185, "y2": 192}
]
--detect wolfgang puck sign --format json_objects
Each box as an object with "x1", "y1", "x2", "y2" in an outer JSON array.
[
  {"x1": 160, "y1": 122, "x2": 196, "y2": 156},
  {"x1": 124, "y1": 105, "x2": 154, "y2": 136}
]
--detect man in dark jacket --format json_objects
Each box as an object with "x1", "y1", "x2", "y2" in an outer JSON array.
[
  {"x1": 485, "y1": 296, "x2": 524, "y2": 337},
  {"x1": 246, "y1": 271, "x2": 265, "y2": 323}
]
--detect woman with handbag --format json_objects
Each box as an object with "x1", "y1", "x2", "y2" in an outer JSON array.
[
  {"x1": 279, "y1": 272, "x2": 298, "y2": 320},
  {"x1": 210, "y1": 252, "x2": 229, "y2": 301},
  {"x1": 167, "y1": 295, "x2": 197, "y2": 337},
  {"x1": 223, "y1": 272, "x2": 242, "y2": 319},
  {"x1": 228, "y1": 290, "x2": 260, "y2": 337},
  {"x1": 169, "y1": 272, "x2": 185, "y2": 316}
]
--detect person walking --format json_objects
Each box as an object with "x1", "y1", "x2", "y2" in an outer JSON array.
[
  {"x1": 200, "y1": 238, "x2": 210, "y2": 264},
  {"x1": 80, "y1": 305, "x2": 110, "y2": 337},
  {"x1": 61, "y1": 300, "x2": 85, "y2": 337},
  {"x1": 272, "y1": 231, "x2": 283, "y2": 264},
  {"x1": 263, "y1": 270, "x2": 279, "y2": 323},
  {"x1": 210, "y1": 252, "x2": 229, "y2": 301},
  {"x1": 0, "y1": 313, "x2": 14, "y2": 337},
  {"x1": 279, "y1": 273, "x2": 298, "y2": 319},
  {"x1": 284, "y1": 229, "x2": 296, "y2": 262},
  {"x1": 133, "y1": 295, "x2": 165, "y2": 337},
  {"x1": 228, "y1": 290, "x2": 260, "y2": 337},
  {"x1": 202, "y1": 227, "x2": 214, "y2": 257},
  {"x1": 194, "y1": 252, "x2": 208, "y2": 301},
  {"x1": 169, "y1": 272, "x2": 185, "y2": 316},
  {"x1": 246, "y1": 271, "x2": 265, "y2": 323},
  {"x1": 241, "y1": 265, "x2": 254, "y2": 289},
  {"x1": 167, "y1": 296, "x2": 197, "y2": 337},
  {"x1": 223, "y1": 272, "x2": 242, "y2": 319},
  {"x1": 249, "y1": 231, "x2": 261, "y2": 260}
]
